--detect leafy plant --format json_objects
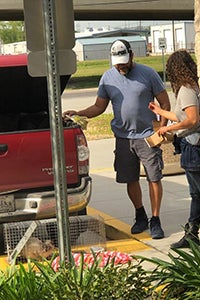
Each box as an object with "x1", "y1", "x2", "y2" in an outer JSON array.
[
  {"x1": 138, "y1": 239, "x2": 200, "y2": 299},
  {"x1": 3, "y1": 241, "x2": 200, "y2": 299},
  {"x1": 0, "y1": 253, "x2": 152, "y2": 300},
  {"x1": 0, "y1": 262, "x2": 51, "y2": 300}
]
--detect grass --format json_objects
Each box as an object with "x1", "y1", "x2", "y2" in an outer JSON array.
[
  {"x1": 84, "y1": 113, "x2": 114, "y2": 140},
  {"x1": 67, "y1": 54, "x2": 197, "y2": 90},
  {"x1": 67, "y1": 55, "x2": 169, "y2": 90},
  {"x1": 68, "y1": 60, "x2": 109, "y2": 89},
  {"x1": 73, "y1": 60, "x2": 110, "y2": 77}
]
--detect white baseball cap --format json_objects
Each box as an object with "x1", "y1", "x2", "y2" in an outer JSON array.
[{"x1": 110, "y1": 40, "x2": 131, "y2": 65}]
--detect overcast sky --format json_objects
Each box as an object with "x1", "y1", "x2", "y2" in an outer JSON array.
[{"x1": 75, "y1": 20, "x2": 177, "y2": 32}]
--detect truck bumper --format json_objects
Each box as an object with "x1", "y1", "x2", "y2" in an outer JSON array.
[{"x1": 0, "y1": 176, "x2": 92, "y2": 223}]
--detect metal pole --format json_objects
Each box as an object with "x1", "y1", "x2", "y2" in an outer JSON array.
[
  {"x1": 42, "y1": 0, "x2": 72, "y2": 264},
  {"x1": 162, "y1": 48, "x2": 166, "y2": 86},
  {"x1": 172, "y1": 20, "x2": 176, "y2": 51}
]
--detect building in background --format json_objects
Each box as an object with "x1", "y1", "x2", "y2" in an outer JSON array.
[
  {"x1": 0, "y1": 28, "x2": 148, "y2": 59},
  {"x1": 151, "y1": 21, "x2": 195, "y2": 54},
  {"x1": 1, "y1": 40, "x2": 26, "y2": 54},
  {"x1": 2, "y1": 22, "x2": 195, "y2": 57},
  {"x1": 74, "y1": 36, "x2": 147, "y2": 61}
]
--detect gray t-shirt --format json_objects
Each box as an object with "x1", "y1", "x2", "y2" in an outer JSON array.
[
  {"x1": 174, "y1": 85, "x2": 200, "y2": 137},
  {"x1": 97, "y1": 63, "x2": 165, "y2": 139}
]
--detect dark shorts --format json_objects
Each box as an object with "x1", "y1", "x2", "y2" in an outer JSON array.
[{"x1": 114, "y1": 137, "x2": 164, "y2": 183}]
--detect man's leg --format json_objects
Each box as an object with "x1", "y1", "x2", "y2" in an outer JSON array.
[
  {"x1": 128, "y1": 181, "x2": 149, "y2": 234},
  {"x1": 114, "y1": 138, "x2": 148, "y2": 234},
  {"x1": 148, "y1": 180, "x2": 164, "y2": 239},
  {"x1": 127, "y1": 181, "x2": 142, "y2": 209},
  {"x1": 131, "y1": 139, "x2": 164, "y2": 239},
  {"x1": 149, "y1": 180, "x2": 163, "y2": 216}
]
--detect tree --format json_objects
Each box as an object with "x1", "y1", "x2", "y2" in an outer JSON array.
[{"x1": 0, "y1": 21, "x2": 25, "y2": 44}]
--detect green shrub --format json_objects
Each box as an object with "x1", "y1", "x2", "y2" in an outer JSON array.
[
  {"x1": 2, "y1": 241, "x2": 200, "y2": 299},
  {"x1": 0, "y1": 253, "x2": 152, "y2": 300},
  {"x1": 139, "y1": 239, "x2": 200, "y2": 299}
]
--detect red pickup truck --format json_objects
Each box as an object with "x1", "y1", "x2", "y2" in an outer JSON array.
[{"x1": 0, "y1": 54, "x2": 92, "y2": 223}]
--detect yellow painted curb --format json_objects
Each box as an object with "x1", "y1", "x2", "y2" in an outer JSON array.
[
  {"x1": 87, "y1": 206, "x2": 152, "y2": 253},
  {"x1": 0, "y1": 256, "x2": 10, "y2": 271},
  {"x1": 88, "y1": 206, "x2": 151, "y2": 239},
  {"x1": 106, "y1": 239, "x2": 150, "y2": 253}
]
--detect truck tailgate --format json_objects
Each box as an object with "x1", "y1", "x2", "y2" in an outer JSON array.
[{"x1": 0, "y1": 128, "x2": 80, "y2": 192}]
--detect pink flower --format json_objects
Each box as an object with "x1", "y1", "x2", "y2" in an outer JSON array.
[{"x1": 52, "y1": 251, "x2": 133, "y2": 271}]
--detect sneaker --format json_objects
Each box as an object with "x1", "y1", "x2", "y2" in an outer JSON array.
[
  {"x1": 150, "y1": 216, "x2": 164, "y2": 239},
  {"x1": 131, "y1": 214, "x2": 149, "y2": 234},
  {"x1": 170, "y1": 236, "x2": 190, "y2": 249},
  {"x1": 171, "y1": 225, "x2": 200, "y2": 249},
  {"x1": 171, "y1": 236, "x2": 200, "y2": 249}
]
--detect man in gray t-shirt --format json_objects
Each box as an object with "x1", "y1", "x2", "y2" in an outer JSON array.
[
  {"x1": 98, "y1": 60, "x2": 166, "y2": 139},
  {"x1": 63, "y1": 39, "x2": 170, "y2": 239}
]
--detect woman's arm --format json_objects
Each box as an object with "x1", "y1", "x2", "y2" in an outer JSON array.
[
  {"x1": 149, "y1": 101, "x2": 178, "y2": 122},
  {"x1": 150, "y1": 104, "x2": 199, "y2": 135}
]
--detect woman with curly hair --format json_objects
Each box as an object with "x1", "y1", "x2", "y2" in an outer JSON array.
[{"x1": 149, "y1": 49, "x2": 200, "y2": 248}]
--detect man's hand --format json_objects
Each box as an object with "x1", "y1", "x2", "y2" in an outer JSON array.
[{"x1": 62, "y1": 110, "x2": 78, "y2": 121}]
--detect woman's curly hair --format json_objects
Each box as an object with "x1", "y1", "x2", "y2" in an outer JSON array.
[{"x1": 166, "y1": 49, "x2": 199, "y2": 97}]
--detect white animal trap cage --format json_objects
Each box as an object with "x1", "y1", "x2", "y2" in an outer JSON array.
[{"x1": 1, "y1": 215, "x2": 106, "y2": 264}]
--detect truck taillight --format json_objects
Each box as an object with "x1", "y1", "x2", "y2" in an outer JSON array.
[{"x1": 77, "y1": 135, "x2": 89, "y2": 174}]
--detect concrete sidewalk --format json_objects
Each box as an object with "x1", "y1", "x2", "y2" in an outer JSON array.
[
  {"x1": 87, "y1": 138, "x2": 190, "y2": 269},
  {"x1": 88, "y1": 206, "x2": 185, "y2": 271}
]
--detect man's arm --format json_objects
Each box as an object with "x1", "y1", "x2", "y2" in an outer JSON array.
[
  {"x1": 155, "y1": 90, "x2": 171, "y2": 126},
  {"x1": 63, "y1": 96, "x2": 109, "y2": 119}
]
